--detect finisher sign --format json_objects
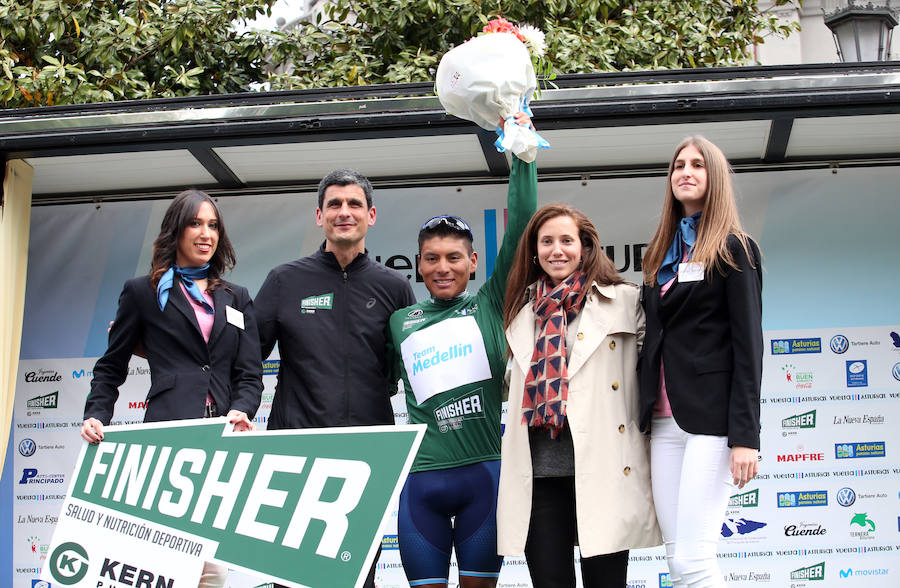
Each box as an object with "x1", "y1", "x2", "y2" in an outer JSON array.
[{"x1": 41, "y1": 418, "x2": 424, "y2": 588}]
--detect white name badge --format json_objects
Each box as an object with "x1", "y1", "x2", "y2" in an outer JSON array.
[
  {"x1": 225, "y1": 305, "x2": 245, "y2": 330},
  {"x1": 400, "y1": 315, "x2": 492, "y2": 405},
  {"x1": 678, "y1": 261, "x2": 705, "y2": 283}
]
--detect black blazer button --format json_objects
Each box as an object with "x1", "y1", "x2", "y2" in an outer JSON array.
[{"x1": 201, "y1": 364, "x2": 210, "y2": 372}]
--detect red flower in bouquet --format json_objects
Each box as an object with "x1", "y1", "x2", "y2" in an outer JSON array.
[{"x1": 482, "y1": 16, "x2": 527, "y2": 44}]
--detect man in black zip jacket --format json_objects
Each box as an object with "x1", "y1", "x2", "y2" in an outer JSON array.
[{"x1": 254, "y1": 168, "x2": 415, "y2": 588}]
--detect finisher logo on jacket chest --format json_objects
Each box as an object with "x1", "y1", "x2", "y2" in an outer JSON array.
[
  {"x1": 400, "y1": 316, "x2": 491, "y2": 405},
  {"x1": 300, "y1": 292, "x2": 333, "y2": 314}
]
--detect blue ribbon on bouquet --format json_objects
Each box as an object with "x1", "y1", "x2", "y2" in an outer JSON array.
[{"x1": 494, "y1": 97, "x2": 550, "y2": 154}]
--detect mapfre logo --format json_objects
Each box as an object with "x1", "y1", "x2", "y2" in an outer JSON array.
[
  {"x1": 777, "y1": 452, "x2": 824, "y2": 463},
  {"x1": 48, "y1": 541, "x2": 89, "y2": 585}
]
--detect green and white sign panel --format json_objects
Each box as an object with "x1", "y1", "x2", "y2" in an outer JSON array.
[{"x1": 41, "y1": 418, "x2": 425, "y2": 588}]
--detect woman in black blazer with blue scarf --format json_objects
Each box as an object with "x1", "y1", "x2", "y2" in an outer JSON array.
[
  {"x1": 639, "y1": 137, "x2": 762, "y2": 588},
  {"x1": 81, "y1": 190, "x2": 263, "y2": 587}
]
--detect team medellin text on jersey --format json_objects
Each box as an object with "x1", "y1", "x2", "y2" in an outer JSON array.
[{"x1": 388, "y1": 156, "x2": 537, "y2": 472}]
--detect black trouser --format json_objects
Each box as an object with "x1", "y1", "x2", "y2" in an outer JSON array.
[{"x1": 525, "y1": 476, "x2": 629, "y2": 588}]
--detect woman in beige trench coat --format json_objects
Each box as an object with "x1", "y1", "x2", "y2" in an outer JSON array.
[{"x1": 498, "y1": 203, "x2": 660, "y2": 588}]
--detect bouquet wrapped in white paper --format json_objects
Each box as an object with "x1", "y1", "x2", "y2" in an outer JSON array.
[{"x1": 436, "y1": 19, "x2": 549, "y2": 163}]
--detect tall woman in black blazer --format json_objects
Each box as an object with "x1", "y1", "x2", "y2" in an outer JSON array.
[
  {"x1": 639, "y1": 137, "x2": 762, "y2": 588},
  {"x1": 81, "y1": 189, "x2": 263, "y2": 587}
]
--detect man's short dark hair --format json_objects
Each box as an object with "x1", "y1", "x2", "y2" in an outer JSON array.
[
  {"x1": 418, "y1": 215, "x2": 475, "y2": 254},
  {"x1": 317, "y1": 169, "x2": 374, "y2": 209}
]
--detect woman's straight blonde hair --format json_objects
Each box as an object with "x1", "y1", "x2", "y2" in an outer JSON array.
[{"x1": 642, "y1": 136, "x2": 756, "y2": 287}]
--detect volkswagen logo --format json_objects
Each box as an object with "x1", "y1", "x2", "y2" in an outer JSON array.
[
  {"x1": 836, "y1": 487, "x2": 856, "y2": 507},
  {"x1": 18, "y1": 438, "x2": 36, "y2": 457},
  {"x1": 892, "y1": 362, "x2": 900, "y2": 382},
  {"x1": 830, "y1": 335, "x2": 849, "y2": 354}
]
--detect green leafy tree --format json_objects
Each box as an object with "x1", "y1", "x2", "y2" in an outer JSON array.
[
  {"x1": 0, "y1": 0, "x2": 290, "y2": 107},
  {"x1": 1, "y1": 0, "x2": 798, "y2": 109},
  {"x1": 276, "y1": 0, "x2": 799, "y2": 87}
]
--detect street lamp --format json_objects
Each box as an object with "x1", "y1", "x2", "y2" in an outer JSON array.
[{"x1": 824, "y1": 1, "x2": 898, "y2": 61}]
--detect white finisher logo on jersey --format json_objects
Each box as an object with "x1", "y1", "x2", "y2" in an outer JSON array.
[
  {"x1": 434, "y1": 389, "x2": 485, "y2": 433},
  {"x1": 400, "y1": 316, "x2": 492, "y2": 405}
]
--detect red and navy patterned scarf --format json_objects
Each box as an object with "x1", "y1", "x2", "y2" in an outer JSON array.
[{"x1": 522, "y1": 271, "x2": 587, "y2": 439}]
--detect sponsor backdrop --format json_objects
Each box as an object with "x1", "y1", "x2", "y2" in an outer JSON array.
[{"x1": 6, "y1": 164, "x2": 900, "y2": 586}]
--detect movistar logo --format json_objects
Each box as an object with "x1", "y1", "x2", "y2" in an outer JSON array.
[
  {"x1": 301, "y1": 293, "x2": 334, "y2": 313},
  {"x1": 27, "y1": 391, "x2": 59, "y2": 409}
]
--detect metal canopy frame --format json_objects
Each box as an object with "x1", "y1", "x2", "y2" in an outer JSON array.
[{"x1": 4, "y1": 62, "x2": 900, "y2": 204}]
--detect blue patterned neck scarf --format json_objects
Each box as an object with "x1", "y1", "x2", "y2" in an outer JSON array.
[
  {"x1": 657, "y1": 212, "x2": 701, "y2": 285},
  {"x1": 157, "y1": 264, "x2": 213, "y2": 314}
]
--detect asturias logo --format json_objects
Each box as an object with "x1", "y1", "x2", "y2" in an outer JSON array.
[
  {"x1": 771, "y1": 337, "x2": 821, "y2": 355},
  {"x1": 835, "y1": 441, "x2": 886, "y2": 459},
  {"x1": 262, "y1": 359, "x2": 280, "y2": 376},
  {"x1": 830, "y1": 334, "x2": 849, "y2": 354},
  {"x1": 778, "y1": 490, "x2": 828, "y2": 508}
]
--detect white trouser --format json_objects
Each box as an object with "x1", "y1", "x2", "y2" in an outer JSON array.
[
  {"x1": 650, "y1": 416, "x2": 732, "y2": 588},
  {"x1": 198, "y1": 562, "x2": 228, "y2": 588}
]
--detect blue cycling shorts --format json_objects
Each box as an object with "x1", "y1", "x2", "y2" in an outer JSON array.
[{"x1": 398, "y1": 460, "x2": 503, "y2": 586}]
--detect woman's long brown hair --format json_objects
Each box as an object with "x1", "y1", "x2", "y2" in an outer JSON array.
[
  {"x1": 149, "y1": 190, "x2": 235, "y2": 291},
  {"x1": 503, "y1": 203, "x2": 624, "y2": 330},
  {"x1": 642, "y1": 136, "x2": 756, "y2": 287}
]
